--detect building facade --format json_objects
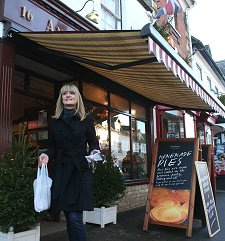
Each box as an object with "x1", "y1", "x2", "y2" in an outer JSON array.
[{"x1": 0, "y1": 0, "x2": 225, "y2": 212}]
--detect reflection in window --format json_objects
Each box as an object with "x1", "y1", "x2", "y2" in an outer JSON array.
[
  {"x1": 185, "y1": 113, "x2": 195, "y2": 138},
  {"x1": 110, "y1": 112, "x2": 130, "y2": 178},
  {"x1": 162, "y1": 110, "x2": 184, "y2": 138},
  {"x1": 110, "y1": 112, "x2": 148, "y2": 181},
  {"x1": 131, "y1": 102, "x2": 146, "y2": 120},
  {"x1": 83, "y1": 82, "x2": 108, "y2": 105},
  {"x1": 197, "y1": 122, "x2": 205, "y2": 144},
  {"x1": 110, "y1": 93, "x2": 129, "y2": 113},
  {"x1": 30, "y1": 76, "x2": 54, "y2": 98},
  {"x1": 85, "y1": 92, "x2": 148, "y2": 182},
  {"x1": 206, "y1": 126, "x2": 212, "y2": 144},
  {"x1": 85, "y1": 103, "x2": 109, "y2": 151},
  {"x1": 130, "y1": 119, "x2": 147, "y2": 179}
]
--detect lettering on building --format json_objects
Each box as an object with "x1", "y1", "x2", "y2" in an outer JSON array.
[
  {"x1": 20, "y1": 6, "x2": 33, "y2": 21},
  {"x1": 20, "y1": 6, "x2": 62, "y2": 31}
]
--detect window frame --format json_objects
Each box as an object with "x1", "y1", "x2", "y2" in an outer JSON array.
[
  {"x1": 196, "y1": 63, "x2": 203, "y2": 81},
  {"x1": 101, "y1": 0, "x2": 121, "y2": 30},
  {"x1": 83, "y1": 82, "x2": 149, "y2": 183}
]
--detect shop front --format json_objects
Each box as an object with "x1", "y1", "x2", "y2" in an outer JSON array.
[
  {"x1": 213, "y1": 117, "x2": 225, "y2": 190},
  {"x1": 1, "y1": 0, "x2": 225, "y2": 211}
]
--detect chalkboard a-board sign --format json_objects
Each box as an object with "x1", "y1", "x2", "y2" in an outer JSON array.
[
  {"x1": 143, "y1": 138, "x2": 199, "y2": 237},
  {"x1": 200, "y1": 145, "x2": 216, "y2": 198},
  {"x1": 195, "y1": 161, "x2": 220, "y2": 237},
  {"x1": 194, "y1": 145, "x2": 213, "y2": 221}
]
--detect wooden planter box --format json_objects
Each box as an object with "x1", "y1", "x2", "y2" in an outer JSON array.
[
  {"x1": 0, "y1": 224, "x2": 40, "y2": 241},
  {"x1": 83, "y1": 205, "x2": 117, "y2": 228}
]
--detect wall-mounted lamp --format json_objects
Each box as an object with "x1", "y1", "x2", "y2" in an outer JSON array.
[{"x1": 76, "y1": 0, "x2": 99, "y2": 24}]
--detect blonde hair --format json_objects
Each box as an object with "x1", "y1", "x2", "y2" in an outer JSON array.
[{"x1": 53, "y1": 84, "x2": 87, "y2": 120}]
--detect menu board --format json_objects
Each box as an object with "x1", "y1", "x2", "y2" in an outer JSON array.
[
  {"x1": 143, "y1": 138, "x2": 199, "y2": 238},
  {"x1": 154, "y1": 141, "x2": 194, "y2": 189},
  {"x1": 195, "y1": 161, "x2": 220, "y2": 237}
]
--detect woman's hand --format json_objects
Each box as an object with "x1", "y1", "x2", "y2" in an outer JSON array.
[
  {"x1": 90, "y1": 149, "x2": 100, "y2": 155},
  {"x1": 38, "y1": 153, "x2": 49, "y2": 167}
]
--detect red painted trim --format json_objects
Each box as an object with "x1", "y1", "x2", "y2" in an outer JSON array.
[{"x1": 0, "y1": 41, "x2": 15, "y2": 155}]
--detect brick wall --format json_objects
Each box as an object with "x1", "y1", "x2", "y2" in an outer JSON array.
[
  {"x1": 153, "y1": 0, "x2": 190, "y2": 60},
  {"x1": 117, "y1": 184, "x2": 149, "y2": 212}
]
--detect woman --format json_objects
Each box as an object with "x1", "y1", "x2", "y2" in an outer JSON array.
[{"x1": 39, "y1": 83, "x2": 100, "y2": 241}]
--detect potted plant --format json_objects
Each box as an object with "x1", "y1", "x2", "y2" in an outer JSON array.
[
  {"x1": 83, "y1": 150, "x2": 126, "y2": 228},
  {"x1": 0, "y1": 123, "x2": 41, "y2": 241}
]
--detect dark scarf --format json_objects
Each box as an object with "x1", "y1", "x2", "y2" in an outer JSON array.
[{"x1": 62, "y1": 108, "x2": 75, "y2": 119}]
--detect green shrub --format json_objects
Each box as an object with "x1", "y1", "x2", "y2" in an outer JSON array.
[
  {"x1": 218, "y1": 95, "x2": 225, "y2": 106},
  {"x1": 93, "y1": 158, "x2": 126, "y2": 207},
  {"x1": 0, "y1": 123, "x2": 40, "y2": 233}
]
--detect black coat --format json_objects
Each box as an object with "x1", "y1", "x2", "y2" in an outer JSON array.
[{"x1": 46, "y1": 113, "x2": 99, "y2": 212}]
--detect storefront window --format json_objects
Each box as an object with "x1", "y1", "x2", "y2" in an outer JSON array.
[
  {"x1": 109, "y1": 112, "x2": 148, "y2": 181},
  {"x1": 197, "y1": 122, "x2": 205, "y2": 144},
  {"x1": 85, "y1": 103, "x2": 109, "y2": 151},
  {"x1": 110, "y1": 93, "x2": 129, "y2": 113},
  {"x1": 206, "y1": 126, "x2": 212, "y2": 144},
  {"x1": 162, "y1": 110, "x2": 184, "y2": 138},
  {"x1": 30, "y1": 76, "x2": 54, "y2": 98},
  {"x1": 131, "y1": 119, "x2": 147, "y2": 179},
  {"x1": 111, "y1": 112, "x2": 132, "y2": 180},
  {"x1": 101, "y1": 0, "x2": 121, "y2": 30},
  {"x1": 13, "y1": 70, "x2": 149, "y2": 182},
  {"x1": 83, "y1": 82, "x2": 108, "y2": 105},
  {"x1": 185, "y1": 113, "x2": 195, "y2": 138},
  {"x1": 110, "y1": 112, "x2": 130, "y2": 179},
  {"x1": 131, "y1": 102, "x2": 146, "y2": 120},
  {"x1": 214, "y1": 132, "x2": 225, "y2": 176},
  {"x1": 85, "y1": 90, "x2": 148, "y2": 182},
  {"x1": 14, "y1": 71, "x2": 25, "y2": 91}
]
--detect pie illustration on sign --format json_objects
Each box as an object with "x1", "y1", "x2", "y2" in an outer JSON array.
[
  {"x1": 181, "y1": 202, "x2": 189, "y2": 217},
  {"x1": 151, "y1": 195, "x2": 180, "y2": 208},
  {"x1": 174, "y1": 189, "x2": 190, "y2": 203},
  {"x1": 151, "y1": 187, "x2": 172, "y2": 197},
  {"x1": 150, "y1": 205, "x2": 187, "y2": 224},
  {"x1": 150, "y1": 187, "x2": 173, "y2": 207},
  {"x1": 150, "y1": 187, "x2": 190, "y2": 224}
]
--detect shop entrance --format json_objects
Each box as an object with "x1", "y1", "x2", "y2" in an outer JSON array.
[{"x1": 12, "y1": 54, "x2": 72, "y2": 151}]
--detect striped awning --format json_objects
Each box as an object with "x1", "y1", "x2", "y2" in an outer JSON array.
[{"x1": 18, "y1": 27, "x2": 225, "y2": 117}]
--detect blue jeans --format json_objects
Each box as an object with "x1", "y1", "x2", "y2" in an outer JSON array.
[{"x1": 64, "y1": 211, "x2": 87, "y2": 241}]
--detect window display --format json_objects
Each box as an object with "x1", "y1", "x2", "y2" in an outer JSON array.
[
  {"x1": 85, "y1": 89, "x2": 148, "y2": 181},
  {"x1": 24, "y1": 108, "x2": 50, "y2": 149}
]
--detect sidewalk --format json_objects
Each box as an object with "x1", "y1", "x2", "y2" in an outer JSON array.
[{"x1": 41, "y1": 191, "x2": 225, "y2": 241}]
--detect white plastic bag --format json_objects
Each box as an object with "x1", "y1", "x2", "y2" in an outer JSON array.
[
  {"x1": 33, "y1": 164, "x2": 52, "y2": 212},
  {"x1": 85, "y1": 152, "x2": 104, "y2": 162}
]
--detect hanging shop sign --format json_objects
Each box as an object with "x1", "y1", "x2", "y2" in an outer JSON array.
[
  {"x1": 3, "y1": 0, "x2": 75, "y2": 32},
  {"x1": 20, "y1": 6, "x2": 61, "y2": 31}
]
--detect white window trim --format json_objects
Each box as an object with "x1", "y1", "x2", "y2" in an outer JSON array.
[{"x1": 101, "y1": 3, "x2": 121, "y2": 21}]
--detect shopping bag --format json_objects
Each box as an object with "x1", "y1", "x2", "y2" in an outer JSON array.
[{"x1": 33, "y1": 164, "x2": 52, "y2": 212}]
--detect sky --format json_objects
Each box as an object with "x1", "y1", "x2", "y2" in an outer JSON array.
[{"x1": 188, "y1": 0, "x2": 225, "y2": 61}]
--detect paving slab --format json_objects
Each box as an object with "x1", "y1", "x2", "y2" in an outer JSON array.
[{"x1": 41, "y1": 191, "x2": 225, "y2": 241}]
